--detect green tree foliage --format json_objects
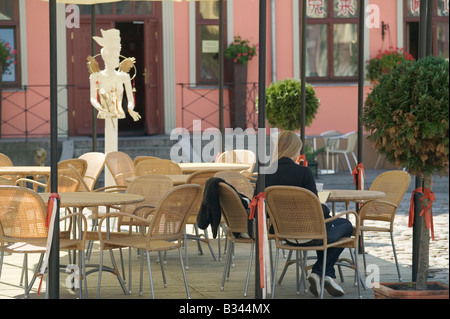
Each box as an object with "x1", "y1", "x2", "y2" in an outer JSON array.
[
  {"x1": 363, "y1": 56, "x2": 449, "y2": 176},
  {"x1": 265, "y1": 78, "x2": 320, "y2": 131}
]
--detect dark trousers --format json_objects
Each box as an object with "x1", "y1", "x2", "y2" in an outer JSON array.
[{"x1": 288, "y1": 218, "x2": 354, "y2": 279}]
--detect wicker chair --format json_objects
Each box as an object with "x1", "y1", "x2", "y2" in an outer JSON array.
[
  {"x1": 214, "y1": 171, "x2": 255, "y2": 258},
  {"x1": 135, "y1": 158, "x2": 182, "y2": 176},
  {"x1": 0, "y1": 153, "x2": 13, "y2": 166},
  {"x1": 0, "y1": 186, "x2": 88, "y2": 298},
  {"x1": 218, "y1": 182, "x2": 255, "y2": 297},
  {"x1": 85, "y1": 174, "x2": 174, "y2": 266},
  {"x1": 96, "y1": 184, "x2": 202, "y2": 298},
  {"x1": 215, "y1": 150, "x2": 256, "y2": 177},
  {"x1": 105, "y1": 151, "x2": 136, "y2": 186},
  {"x1": 0, "y1": 176, "x2": 14, "y2": 185},
  {"x1": 326, "y1": 131, "x2": 358, "y2": 173},
  {"x1": 16, "y1": 159, "x2": 88, "y2": 193},
  {"x1": 265, "y1": 185, "x2": 361, "y2": 299},
  {"x1": 133, "y1": 156, "x2": 159, "y2": 168},
  {"x1": 359, "y1": 170, "x2": 411, "y2": 281},
  {"x1": 184, "y1": 170, "x2": 218, "y2": 268},
  {"x1": 78, "y1": 152, "x2": 106, "y2": 191},
  {"x1": 214, "y1": 171, "x2": 255, "y2": 199}
]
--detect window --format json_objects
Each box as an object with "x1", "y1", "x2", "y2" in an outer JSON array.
[
  {"x1": 0, "y1": 0, "x2": 20, "y2": 86},
  {"x1": 404, "y1": 0, "x2": 449, "y2": 60},
  {"x1": 302, "y1": 0, "x2": 358, "y2": 82},
  {"x1": 196, "y1": 0, "x2": 227, "y2": 85}
]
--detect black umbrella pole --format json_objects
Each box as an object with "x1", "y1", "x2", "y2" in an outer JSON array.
[
  {"x1": 357, "y1": 0, "x2": 365, "y2": 165},
  {"x1": 255, "y1": 0, "x2": 267, "y2": 299},
  {"x1": 300, "y1": 0, "x2": 306, "y2": 152},
  {"x1": 49, "y1": 0, "x2": 59, "y2": 299}
]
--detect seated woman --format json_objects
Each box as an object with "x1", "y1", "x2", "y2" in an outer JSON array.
[{"x1": 263, "y1": 130, "x2": 353, "y2": 297}]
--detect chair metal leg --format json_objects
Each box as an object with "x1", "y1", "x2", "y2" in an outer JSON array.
[
  {"x1": 390, "y1": 233, "x2": 402, "y2": 282},
  {"x1": 221, "y1": 240, "x2": 233, "y2": 291},
  {"x1": 140, "y1": 249, "x2": 144, "y2": 296},
  {"x1": 244, "y1": 243, "x2": 254, "y2": 297},
  {"x1": 178, "y1": 247, "x2": 191, "y2": 299},
  {"x1": 361, "y1": 231, "x2": 367, "y2": 276},
  {"x1": 158, "y1": 251, "x2": 167, "y2": 288},
  {"x1": 146, "y1": 250, "x2": 155, "y2": 299},
  {"x1": 271, "y1": 247, "x2": 279, "y2": 299},
  {"x1": 320, "y1": 250, "x2": 327, "y2": 299},
  {"x1": 96, "y1": 250, "x2": 104, "y2": 299}
]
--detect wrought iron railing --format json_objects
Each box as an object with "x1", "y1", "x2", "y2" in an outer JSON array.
[
  {"x1": 0, "y1": 84, "x2": 70, "y2": 139},
  {"x1": 177, "y1": 82, "x2": 259, "y2": 132}
]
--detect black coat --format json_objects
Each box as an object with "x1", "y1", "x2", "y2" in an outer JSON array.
[{"x1": 263, "y1": 157, "x2": 330, "y2": 218}]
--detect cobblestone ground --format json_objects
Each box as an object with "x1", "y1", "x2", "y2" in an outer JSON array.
[{"x1": 364, "y1": 213, "x2": 449, "y2": 282}]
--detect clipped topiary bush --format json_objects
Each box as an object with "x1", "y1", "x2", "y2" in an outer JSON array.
[
  {"x1": 363, "y1": 55, "x2": 449, "y2": 177},
  {"x1": 363, "y1": 55, "x2": 449, "y2": 290},
  {"x1": 265, "y1": 78, "x2": 320, "y2": 131}
]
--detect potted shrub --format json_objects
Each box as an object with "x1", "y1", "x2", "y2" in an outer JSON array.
[
  {"x1": 304, "y1": 144, "x2": 325, "y2": 178},
  {"x1": 265, "y1": 78, "x2": 320, "y2": 131},
  {"x1": 225, "y1": 36, "x2": 257, "y2": 129},
  {"x1": 363, "y1": 55, "x2": 449, "y2": 298},
  {"x1": 0, "y1": 40, "x2": 17, "y2": 137},
  {"x1": 365, "y1": 47, "x2": 414, "y2": 85}
]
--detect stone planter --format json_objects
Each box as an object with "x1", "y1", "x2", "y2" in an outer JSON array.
[{"x1": 373, "y1": 282, "x2": 449, "y2": 299}]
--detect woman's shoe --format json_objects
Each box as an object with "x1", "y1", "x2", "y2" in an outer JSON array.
[
  {"x1": 323, "y1": 276, "x2": 345, "y2": 297},
  {"x1": 307, "y1": 273, "x2": 321, "y2": 297}
]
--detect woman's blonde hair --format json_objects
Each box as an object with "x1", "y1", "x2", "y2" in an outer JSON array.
[{"x1": 274, "y1": 130, "x2": 303, "y2": 161}]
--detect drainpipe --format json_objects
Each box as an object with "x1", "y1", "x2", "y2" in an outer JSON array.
[{"x1": 271, "y1": 0, "x2": 277, "y2": 83}]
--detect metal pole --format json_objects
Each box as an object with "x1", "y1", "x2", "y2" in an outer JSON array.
[
  {"x1": 219, "y1": 0, "x2": 225, "y2": 152},
  {"x1": 91, "y1": 5, "x2": 97, "y2": 152},
  {"x1": 255, "y1": 0, "x2": 267, "y2": 299},
  {"x1": 426, "y1": 0, "x2": 434, "y2": 56},
  {"x1": 300, "y1": 0, "x2": 306, "y2": 153},
  {"x1": 49, "y1": 0, "x2": 59, "y2": 299},
  {"x1": 357, "y1": 0, "x2": 365, "y2": 165}
]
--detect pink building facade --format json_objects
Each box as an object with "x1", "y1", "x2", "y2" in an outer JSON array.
[{"x1": 1, "y1": 0, "x2": 448, "y2": 154}]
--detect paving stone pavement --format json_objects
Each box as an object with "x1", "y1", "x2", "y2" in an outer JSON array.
[{"x1": 316, "y1": 169, "x2": 449, "y2": 284}]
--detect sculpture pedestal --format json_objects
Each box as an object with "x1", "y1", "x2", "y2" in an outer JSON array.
[{"x1": 104, "y1": 118, "x2": 118, "y2": 187}]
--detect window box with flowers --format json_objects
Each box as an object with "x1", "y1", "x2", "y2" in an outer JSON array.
[
  {"x1": 0, "y1": 40, "x2": 17, "y2": 137},
  {"x1": 225, "y1": 36, "x2": 257, "y2": 129},
  {"x1": 366, "y1": 47, "x2": 414, "y2": 85}
]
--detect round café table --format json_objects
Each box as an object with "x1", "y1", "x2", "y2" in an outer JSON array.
[
  {"x1": 126, "y1": 174, "x2": 190, "y2": 186},
  {"x1": 39, "y1": 191, "x2": 144, "y2": 296},
  {"x1": 0, "y1": 166, "x2": 51, "y2": 183},
  {"x1": 178, "y1": 162, "x2": 250, "y2": 174},
  {"x1": 325, "y1": 189, "x2": 386, "y2": 212}
]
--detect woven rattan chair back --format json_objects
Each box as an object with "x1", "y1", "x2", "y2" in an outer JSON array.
[
  {"x1": 216, "y1": 150, "x2": 256, "y2": 175},
  {"x1": 0, "y1": 153, "x2": 13, "y2": 166},
  {"x1": 186, "y1": 169, "x2": 219, "y2": 213},
  {"x1": 117, "y1": 174, "x2": 174, "y2": 228},
  {"x1": 0, "y1": 186, "x2": 47, "y2": 240},
  {"x1": 79, "y1": 152, "x2": 106, "y2": 191},
  {"x1": 0, "y1": 177, "x2": 14, "y2": 185},
  {"x1": 105, "y1": 151, "x2": 136, "y2": 186},
  {"x1": 59, "y1": 158, "x2": 88, "y2": 178},
  {"x1": 214, "y1": 171, "x2": 254, "y2": 199},
  {"x1": 265, "y1": 186, "x2": 327, "y2": 245},
  {"x1": 135, "y1": 158, "x2": 182, "y2": 176},
  {"x1": 361, "y1": 170, "x2": 411, "y2": 224},
  {"x1": 146, "y1": 184, "x2": 202, "y2": 242},
  {"x1": 218, "y1": 182, "x2": 251, "y2": 236},
  {"x1": 133, "y1": 156, "x2": 159, "y2": 167}
]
